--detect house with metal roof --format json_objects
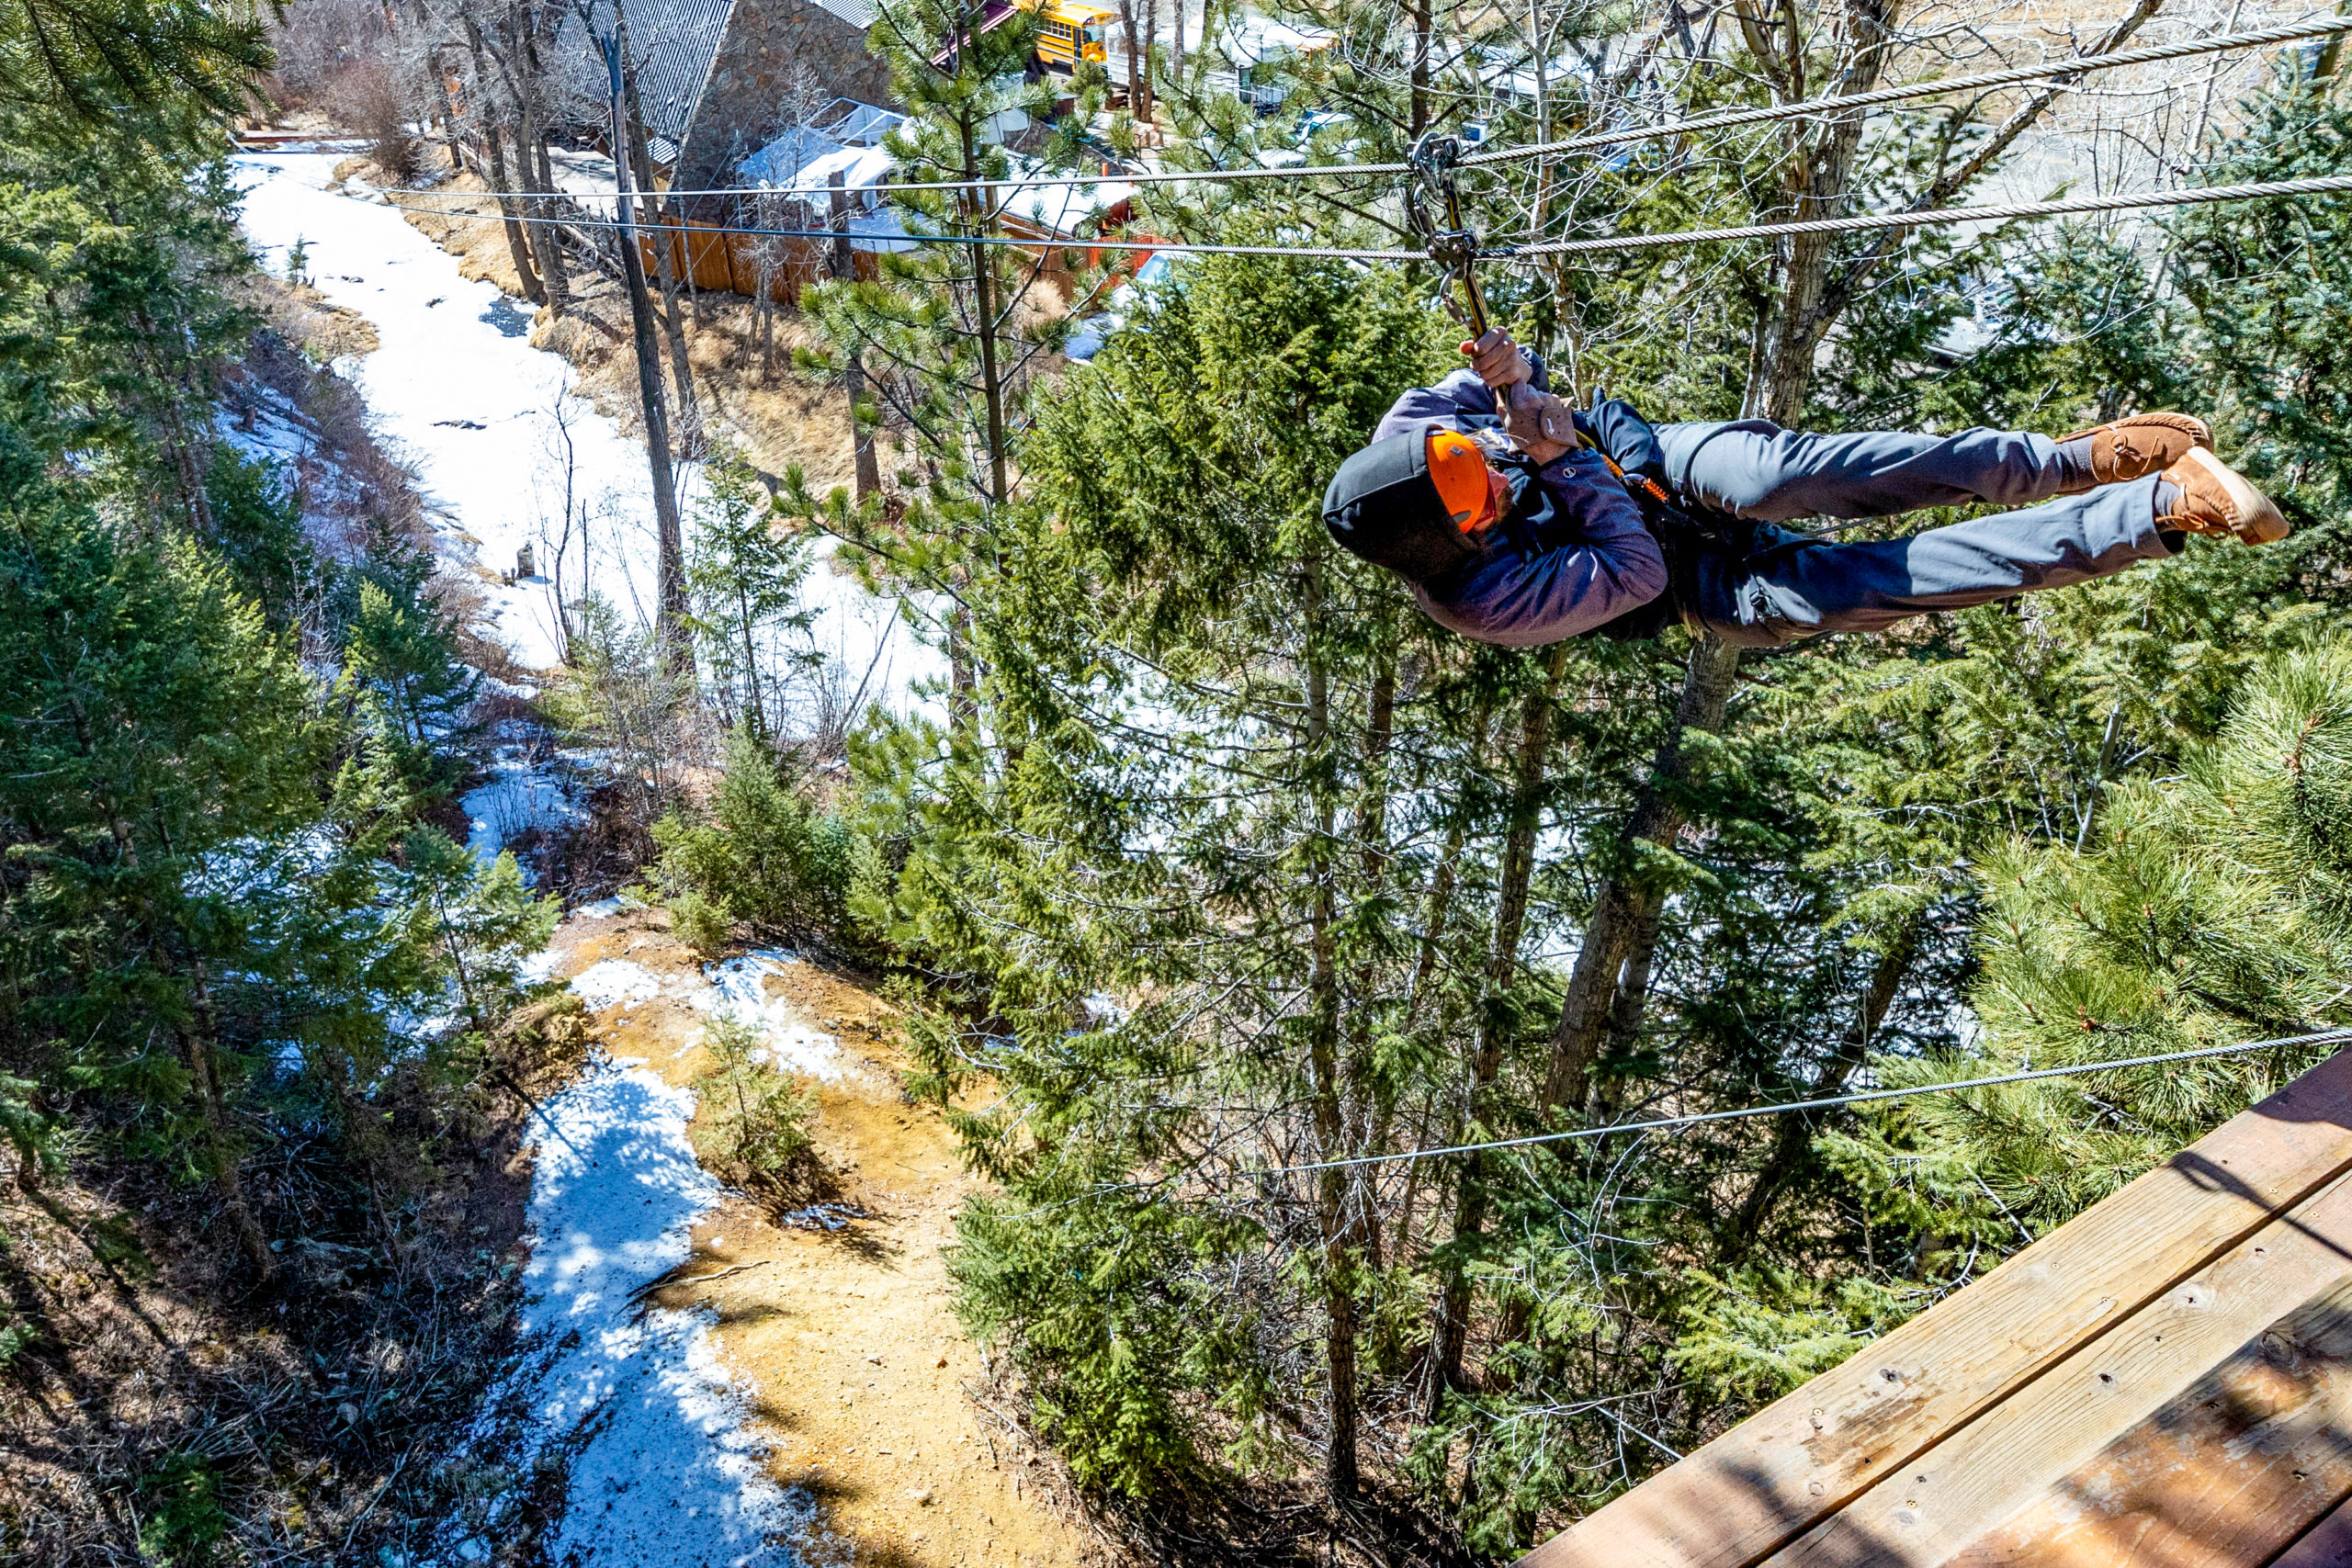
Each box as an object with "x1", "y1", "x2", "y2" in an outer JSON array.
[{"x1": 594, "y1": 0, "x2": 896, "y2": 197}]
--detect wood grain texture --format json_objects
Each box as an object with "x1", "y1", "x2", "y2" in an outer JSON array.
[
  {"x1": 1515, "y1": 1049, "x2": 2352, "y2": 1568},
  {"x1": 1762, "y1": 1168, "x2": 2352, "y2": 1568},
  {"x1": 1941, "y1": 1274, "x2": 2352, "y2": 1568}
]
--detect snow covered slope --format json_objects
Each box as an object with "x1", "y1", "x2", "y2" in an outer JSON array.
[{"x1": 232, "y1": 152, "x2": 936, "y2": 703}]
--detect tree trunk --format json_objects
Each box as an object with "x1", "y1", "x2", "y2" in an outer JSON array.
[
  {"x1": 601, "y1": 35, "x2": 691, "y2": 670},
  {"x1": 1808, "y1": 0, "x2": 2160, "y2": 344},
  {"x1": 183, "y1": 961, "x2": 274, "y2": 1281},
  {"x1": 1721, "y1": 911, "x2": 1924, "y2": 1256},
  {"x1": 831, "y1": 176, "x2": 883, "y2": 502},
  {"x1": 1408, "y1": 697, "x2": 1494, "y2": 1009},
  {"x1": 1350, "y1": 648, "x2": 1398, "y2": 1270},
  {"x1": 461, "y1": 17, "x2": 543, "y2": 304},
  {"x1": 956, "y1": 107, "x2": 1009, "y2": 503},
  {"x1": 1409, "y1": 0, "x2": 1433, "y2": 136},
  {"x1": 1139, "y1": 0, "x2": 1158, "y2": 122},
  {"x1": 514, "y1": 96, "x2": 569, "y2": 311},
  {"x1": 1537, "y1": 0, "x2": 1912, "y2": 1124},
  {"x1": 1740, "y1": 0, "x2": 1899, "y2": 424},
  {"x1": 622, "y1": 101, "x2": 705, "y2": 456},
  {"x1": 1426, "y1": 649, "x2": 1564, "y2": 1414},
  {"x1": 1301, "y1": 553, "x2": 1360, "y2": 1500},
  {"x1": 425, "y1": 43, "x2": 464, "y2": 170},
  {"x1": 1538, "y1": 635, "x2": 1739, "y2": 1118},
  {"x1": 1117, "y1": 0, "x2": 1141, "y2": 108}
]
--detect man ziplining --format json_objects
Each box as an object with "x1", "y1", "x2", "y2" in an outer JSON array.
[{"x1": 1322, "y1": 328, "x2": 2289, "y2": 649}]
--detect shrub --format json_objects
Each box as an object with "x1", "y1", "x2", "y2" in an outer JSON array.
[
  {"x1": 651, "y1": 725, "x2": 851, "y2": 949},
  {"x1": 667, "y1": 889, "x2": 734, "y2": 957},
  {"x1": 690, "y1": 1015, "x2": 817, "y2": 1197},
  {"x1": 324, "y1": 60, "x2": 419, "y2": 180}
]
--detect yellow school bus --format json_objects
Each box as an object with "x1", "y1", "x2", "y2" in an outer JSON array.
[{"x1": 1025, "y1": 0, "x2": 1113, "y2": 69}]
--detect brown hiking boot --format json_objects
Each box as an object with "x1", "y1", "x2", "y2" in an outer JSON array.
[
  {"x1": 2158, "y1": 447, "x2": 2289, "y2": 545},
  {"x1": 2058, "y1": 412, "x2": 2212, "y2": 491}
]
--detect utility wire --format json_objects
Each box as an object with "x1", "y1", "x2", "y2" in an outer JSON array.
[
  {"x1": 375, "y1": 194, "x2": 1425, "y2": 258},
  {"x1": 332, "y1": 17, "x2": 2350, "y2": 204},
  {"x1": 1463, "y1": 16, "x2": 2352, "y2": 164},
  {"x1": 1498, "y1": 173, "x2": 2352, "y2": 256},
  {"x1": 1253, "y1": 1025, "x2": 2352, "y2": 1179},
  {"x1": 379, "y1": 172, "x2": 2352, "y2": 264}
]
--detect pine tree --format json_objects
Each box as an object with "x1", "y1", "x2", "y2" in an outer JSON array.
[
  {"x1": 0, "y1": 442, "x2": 331, "y2": 1276},
  {"x1": 0, "y1": 0, "x2": 270, "y2": 125},
  {"x1": 1827, "y1": 636, "x2": 2352, "y2": 1249},
  {"x1": 651, "y1": 724, "x2": 851, "y2": 953},
  {"x1": 686, "y1": 454, "x2": 818, "y2": 741},
  {"x1": 858, "y1": 243, "x2": 1470, "y2": 1500}
]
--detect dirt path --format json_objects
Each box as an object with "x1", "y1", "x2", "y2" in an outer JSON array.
[{"x1": 537, "y1": 905, "x2": 1102, "y2": 1568}]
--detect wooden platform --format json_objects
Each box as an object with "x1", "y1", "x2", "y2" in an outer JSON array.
[{"x1": 1519, "y1": 1048, "x2": 2352, "y2": 1568}]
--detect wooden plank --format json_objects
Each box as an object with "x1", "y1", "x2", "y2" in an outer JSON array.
[
  {"x1": 1517, "y1": 1049, "x2": 2352, "y2": 1568},
  {"x1": 1940, "y1": 1273, "x2": 2352, "y2": 1568},
  {"x1": 2270, "y1": 1490, "x2": 2352, "y2": 1568},
  {"x1": 1762, "y1": 1165, "x2": 2352, "y2": 1567}
]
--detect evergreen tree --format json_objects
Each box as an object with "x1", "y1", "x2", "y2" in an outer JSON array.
[
  {"x1": 686, "y1": 454, "x2": 819, "y2": 741},
  {"x1": 0, "y1": 0, "x2": 271, "y2": 123},
  {"x1": 1828, "y1": 635, "x2": 2352, "y2": 1260},
  {"x1": 859, "y1": 243, "x2": 1467, "y2": 1498},
  {"x1": 652, "y1": 724, "x2": 852, "y2": 954},
  {"x1": 0, "y1": 441, "x2": 332, "y2": 1275}
]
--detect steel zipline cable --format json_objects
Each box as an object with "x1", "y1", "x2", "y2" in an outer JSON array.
[
  {"x1": 1497, "y1": 172, "x2": 2352, "y2": 256},
  {"x1": 379, "y1": 170, "x2": 2352, "y2": 264},
  {"x1": 353, "y1": 16, "x2": 2350, "y2": 203},
  {"x1": 1460, "y1": 16, "x2": 2352, "y2": 165},
  {"x1": 1240, "y1": 1024, "x2": 2352, "y2": 1180},
  {"x1": 378, "y1": 197, "x2": 1424, "y2": 258}
]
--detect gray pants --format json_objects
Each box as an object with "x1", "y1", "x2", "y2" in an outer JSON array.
[{"x1": 1653, "y1": 420, "x2": 2176, "y2": 648}]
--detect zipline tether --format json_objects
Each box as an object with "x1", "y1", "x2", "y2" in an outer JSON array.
[{"x1": 1406, "y1": 130, "x2": 1489, "y2": 337}]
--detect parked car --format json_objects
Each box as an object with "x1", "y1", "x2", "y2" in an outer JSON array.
[{"x1": 1062, "y1": 250, "x2": 1193, "y2": 361}]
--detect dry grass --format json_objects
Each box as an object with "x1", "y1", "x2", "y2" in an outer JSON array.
[{"x1": 236, "y1": 270, "x2": 381, "y2": 359}]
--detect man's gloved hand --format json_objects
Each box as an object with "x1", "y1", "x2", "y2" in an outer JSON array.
[
  {"x1": 1501, "y1": 389, "x2": 1578, "y2": 460},
  {"x1": 1462, "y1": 327, "x2": 1534, "y2": 389},
  {"x1": 1462, "y1": 329, "x2": 1579, "y2": 463}
]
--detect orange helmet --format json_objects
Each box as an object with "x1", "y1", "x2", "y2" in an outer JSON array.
[
  {"x1": 1426, "y1": 429, "x2": 1502, "y2": 532},
  {"x1": 1323, "y1": 427, "x2": 1502, "y2": 582}
]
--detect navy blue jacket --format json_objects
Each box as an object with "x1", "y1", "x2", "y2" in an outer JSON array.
[{"x1": 1372, "y1": 371, "x2": 1669, "y2": 647}]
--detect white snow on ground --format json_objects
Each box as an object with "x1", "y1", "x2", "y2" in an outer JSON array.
[
  {"x1": 226, "y1": 152, "x2": 903, "y2": 1566},
  {"x1": 703, "y1": 950, "x2": 846, "y2": 1080},
  {"x1": 231, "y1": 151, "x2": 942, "y2": 705},
  {"x1": 570, "y1": 950, "x2": 847, "y2": 1081},
  {"x1": 481, "y1": 1055, "x2": 810, "y2": 1567},
  {"x1": 460, "y1": 750, "x2": 582, "y2": 880},
  {"x1": 569, "y1": 958, "x2": 668, "y2": 1010}
]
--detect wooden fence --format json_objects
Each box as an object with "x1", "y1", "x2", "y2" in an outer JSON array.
[
  {"x1": 634, "y1": 211, "x2": 873, "y2": 306},
  {"x1": 633, "y1": 203, "x2": 1151, "y2": 307}
]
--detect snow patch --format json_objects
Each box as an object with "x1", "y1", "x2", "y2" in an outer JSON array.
[
  {"x1": 232, "y1": 151, "x2": 944, "y2": 701},
  {"x1": 701, "y1": 951, "x2": 844, "y2": 1081},
  {"x1": 482, "y1": 1055, "x2": 809, "y2": 1565},
  {"x1": 577, "y1": 896, "x2": 630, "y2": 919},
  {"x1": 570, "y1": 959, "x2": 667, "y2": 1011},
  {"x1": 461, "y1": 753, "x2": 581, "y2": 876}
]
